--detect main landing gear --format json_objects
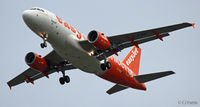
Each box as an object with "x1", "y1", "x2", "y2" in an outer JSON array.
[
  {"x1": 100, "y1": 55, "x2": 112, "y2": 71},
  {"x1": 54, "y1": 61, "x2": 71, "y2": 85},
  {"x1": 40, "y1": 33, "x2": 48, "y2": 48},
  {"x1": 100, "y1": 62, "x2": 111, "y2": 71},
  {"x1": 59, "y1": 70, "x2": 70, "y2": 85}
]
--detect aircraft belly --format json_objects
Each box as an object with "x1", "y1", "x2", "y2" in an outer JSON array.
[
  {"x1": 56, "y1": 45, "x2": 103, "y2": 75},
  {"x1": 46, "y1": 19, "x2": 105, "y2": 75},
  {"x1": 50, "y1": 33, "x2": 104, "y2": 75}
]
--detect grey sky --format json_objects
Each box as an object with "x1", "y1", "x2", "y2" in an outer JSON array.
[{"x1": 0, "y1": 0, "x2": 199, "y2": 107}]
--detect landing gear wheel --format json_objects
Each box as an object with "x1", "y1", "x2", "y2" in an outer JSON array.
[
  {"x1": 106, "y1": 62, "x2": 111, "y2": 69},
  {"x1": 59, "y1": 77, "x2": 65, "y2": 85},
  {"x1": 43, "y1": 42, "x2": 47, "y2": 47},
  {"x1": 100, "y1": 64, "x2": 107, "y2": 71},
  {"x1": 40, "y1": 43, "x2": 47, "y2": 48},
  {"x1": 40, "y1": 43, "x2": 44, "y2": 48},
  {"x1": 64, "y1": 75, "x2": 70, "y2": 83}
]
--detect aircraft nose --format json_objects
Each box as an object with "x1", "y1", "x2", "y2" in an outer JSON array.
[
  {"x1": 22, "y1": 10, "x2": 39, "y2": 31},
  {"x1": 22, "y1": 10, "x2": 32, "y2": 22}
]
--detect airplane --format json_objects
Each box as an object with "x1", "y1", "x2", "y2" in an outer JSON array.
[{"x1": 7, "y1": 7, "x2": 195, "y2": 94}]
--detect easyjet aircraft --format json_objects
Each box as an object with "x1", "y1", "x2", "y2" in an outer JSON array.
[{"x1": 7, "y1": 7, "x2": 194, "y2": 94}]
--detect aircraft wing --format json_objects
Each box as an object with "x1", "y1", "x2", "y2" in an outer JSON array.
[
  {"x1": 79, "y1": 22, "x2": 194, "y2": 60},
  {"x1": 7, "y1": 50, "x2": 76, "y2": 89}
]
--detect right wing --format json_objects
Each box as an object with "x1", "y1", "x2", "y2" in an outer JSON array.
[
  {"x1": 7, "y1": 50, "x2": 76, "y2": 89},
  {"x1": 79, "y1": 22, "x2": 194, "y2": 60}
]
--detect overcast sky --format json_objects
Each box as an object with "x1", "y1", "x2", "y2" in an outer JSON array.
[{"x1": 0, "y1": 0, "x2": 199, "y2": 107}]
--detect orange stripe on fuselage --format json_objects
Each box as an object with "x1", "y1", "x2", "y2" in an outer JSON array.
[{"x1": 99, "y1": 56, "x2": 146, "y2": 90}]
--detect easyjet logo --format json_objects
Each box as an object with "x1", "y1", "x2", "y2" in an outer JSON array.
[
  {"x1": 110, "y1": 56, "x2": 134, "y2": 77},
  {"x1": 126, "y1": 48, "x2": 138, "y2": 66},
  {"x1": 56, "y1": 16, "x2": 84, "y2": 40}
]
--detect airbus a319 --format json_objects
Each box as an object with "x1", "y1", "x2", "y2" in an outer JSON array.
[{"x1": 7, "y1": 7, "x2": 194, "y2": 94}]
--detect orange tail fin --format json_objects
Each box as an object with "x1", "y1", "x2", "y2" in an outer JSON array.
[{"x1": 122, "y1": 46, "x2": 141, "y2": 75}]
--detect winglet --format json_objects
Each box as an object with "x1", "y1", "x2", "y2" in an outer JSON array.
[
  {"x1": 184, "y1": 22, "x2": 195, "y2": 28},
  {"x1": 8, "y1": 85, "x2": 12, "y2": 90},
  {"x1": 192, "y1": 23, "x2": 195, "y2": 28}
]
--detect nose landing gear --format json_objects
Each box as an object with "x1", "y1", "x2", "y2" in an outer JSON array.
[{"x1": 40, "y1": 33, "x2": 48, "y2": 48}]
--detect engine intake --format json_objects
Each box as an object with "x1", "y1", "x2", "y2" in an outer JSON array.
[
  {"x1": 25, "y1": 52, "x2": 48, "y2": 72},
  {"x1": 88, "y1": 30, "x2": 110, "y2": 50}
]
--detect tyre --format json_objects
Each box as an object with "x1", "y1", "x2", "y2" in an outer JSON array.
[
  {"x1": 100, "y1": 64, "x2": 107, "y2": 71},
  {"x1": 59, "y1": 77, "x2": 65, "y2": 85},
  {"x1": 106, "y1": 62, "x2": 111, "y2": 69},
  {"x1": 64, "y1": 76, "x2": 70, "y2": 83},
  {"x1": 43, "y1": 42, "x2": 47, "y2": 47},
  {"x1": 40, "y1": 43, "x2": 44, "y2": 48}
]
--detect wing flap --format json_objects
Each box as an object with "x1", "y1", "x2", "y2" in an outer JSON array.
[
  {"x1": 117, "y1": 33, "x2": 169, "y2": 52},
  {"x1": 108, "y1": 22, "x2": 193, "y2": 44},
  {"x1": 26, "y1": 64, "x2": 76, "y2": 83},
  {"x1": 7, "y1": 68, "x2": 39, "y2": 87},
  {"x1": 96, "y1": 33, "x2": 169, "y2": 61}
]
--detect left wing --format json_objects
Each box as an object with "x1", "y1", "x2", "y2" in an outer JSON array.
[
  {"x1": 7, "y1": 50, "x2": 76, "y2": 89},
  {"x1": 79, "y1": 22, "x2": 194, "y2": 60}
]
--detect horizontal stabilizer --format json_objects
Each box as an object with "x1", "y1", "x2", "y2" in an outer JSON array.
[
  {"x1": 134, "y1": 71, "x2": 175, "y2": 83},
  {"x1": 107, "y1": 84, "x2": 128, "y2": 95}
]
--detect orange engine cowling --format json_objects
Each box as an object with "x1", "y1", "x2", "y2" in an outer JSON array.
[
  {"x1": 88, "y1": 30, "x2": 111, "y2": 50},
  {"x1": 25, "y1": 52, "x2": 48, "y2": 72}
]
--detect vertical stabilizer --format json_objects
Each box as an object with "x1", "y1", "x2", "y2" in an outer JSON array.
[{"x1": 122, "y1": 46, "x2": 141, "y2": 75}]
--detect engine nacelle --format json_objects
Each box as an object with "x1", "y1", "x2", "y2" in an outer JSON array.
[
  {"x1": 88, "y1": 30, "x2": 111, "y2": 50},
  {"x1": 25, "y1": 52, "x2": 48, "y2": 72}
]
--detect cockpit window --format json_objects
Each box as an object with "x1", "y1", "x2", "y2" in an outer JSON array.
[{"x1": 30, "y1": 8, "x2": 45, "y2": 12}]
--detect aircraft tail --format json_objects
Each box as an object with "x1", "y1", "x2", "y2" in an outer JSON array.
[{"x1": 122, "y1": 46, "x2": 141, "y2": 75}]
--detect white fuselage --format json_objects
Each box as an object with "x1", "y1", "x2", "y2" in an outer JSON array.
[{"x1": 22, "y1": 7, "x2": 105, "y2": 75}]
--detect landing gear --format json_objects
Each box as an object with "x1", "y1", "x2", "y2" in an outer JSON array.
[
  {"x1": 40, "y1": 42, "x2": 47, "y2": 48},
  {"x1": 100, "y1": 53, "x2": 112, "y2": 71},
  {"x1": 106, "y1": 62, "x2": 111, "y2": 69},
  {"x1": 52, "y1": 61, "x2": 71, "y2": 85},
  {"x1": 100, "y1": 64, "x2": 107, "y2": 71},
  {"x1": 59, "y1": 75, "x2": 70, "y2": 85},
  {"x1": 100, "y1": 61, "x2": 111, "y2": 71},
  {"x1": 59, "y1": 77, "x2": 65, "y2": 85},
  {"x1": 59, "y1": 70, "x2": 70, "y2": 85},
  {"x1": 40, "y1": 33, "x2": 48, "y2": 48}
]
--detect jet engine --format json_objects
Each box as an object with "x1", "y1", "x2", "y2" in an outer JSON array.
[
  {"x1": 88, "y1": 30, "x2": 111, "y2": 50},
  {"x1": 25, "y1": 52, "x2": 48, "y2": 72}
]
